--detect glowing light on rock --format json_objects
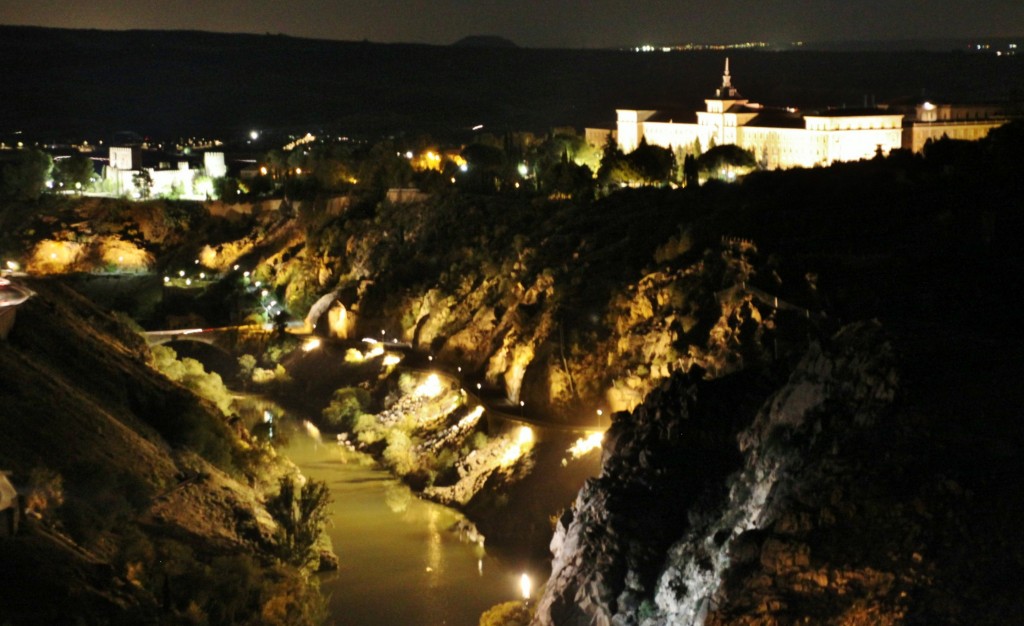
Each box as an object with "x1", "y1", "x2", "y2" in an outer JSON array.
[
  {"x1": 415, "y1": 374, "x2": 444, "y2": 398},
  {"x1": 366, "y1": 344, "x2": 385, "y2": 358},
  {"x1": 344, "y1": 348, "x2": 366, "y2": 363},
  {"x1": 517, "y1": 426, "x2": 534, "y2": 446},
  {"x1": 500, "y1": 427, "x2": 535, "y2": 467},
  {"x1": 382, "y1": 354, "x2": 402, "y2": 366},
  {"x1": 567, "y1": 432, "x2": 604, "y2": 459},
  {"x1": 520, "y1": 573, "x2": 532, "y2": 600},
  {"x1": 458, "y1": 405, "x2": 485, "y2": 429},
  {"x1": 302, "y1": 338, "x2": 321, "y2": 352}
]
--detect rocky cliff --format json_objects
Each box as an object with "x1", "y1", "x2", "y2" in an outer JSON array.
[{"x1": 535, "y1": 320, "x2": 1024, "y2": 625}]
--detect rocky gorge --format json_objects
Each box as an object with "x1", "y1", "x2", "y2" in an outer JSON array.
[{"x1": 1, "y1": 124, "x2": 1022, "y2": 624}]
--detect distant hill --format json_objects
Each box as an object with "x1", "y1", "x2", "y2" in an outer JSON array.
[
  {"x1": 0, "y1": 25, "x2": 1021, "y2": 141},
  {"x1": 452, "y1": 35, "x2": 517, "y2": 48}
]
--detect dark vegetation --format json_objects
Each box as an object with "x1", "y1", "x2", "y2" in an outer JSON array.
[
  {"x1": 0, "y1": 281, "x2": 329, "y2": 625},
  {"x1": 1, "y1": 26, "x2": 1022, "y2": 140}
]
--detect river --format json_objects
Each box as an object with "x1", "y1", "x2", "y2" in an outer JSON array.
[{"x1": 272, "y1": 419, "x2": 535, "y2": 626}]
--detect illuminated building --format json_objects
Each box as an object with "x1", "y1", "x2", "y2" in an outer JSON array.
[
  {"x1": 105, "y1": 147, "x2": 226, "y2": 198},
  {"x1": 609, "y1": 59, "x2": 1009, "y2": 170}
]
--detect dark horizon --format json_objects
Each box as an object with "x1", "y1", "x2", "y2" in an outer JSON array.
[
  {"x1": 2, "y1": 0, "x2": 1023, "y2": 50},
  {"x1": 1, "y1": 25, "x2": 1022, "y2": 144}
]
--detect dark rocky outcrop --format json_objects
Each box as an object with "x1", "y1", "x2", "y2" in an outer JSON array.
[{"x1": 535, "y1": 319, "x2": 1024, "y2": 625}]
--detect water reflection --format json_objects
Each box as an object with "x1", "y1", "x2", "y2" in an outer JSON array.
[{"x1": 236, "y1": 397, "x2": 528, "y2": 626}]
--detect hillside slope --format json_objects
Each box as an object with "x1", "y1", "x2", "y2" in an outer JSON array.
[{"x1": 0, "y1": 279, "x2": 320, "y2": 625}]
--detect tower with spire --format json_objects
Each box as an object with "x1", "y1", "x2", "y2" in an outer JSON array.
[
  {"x1": 716, "y1": 57, "x2": 742, "y2": 99},
  {"x1": 704, "y1": 57, "x2": 749, "y2": 115}
]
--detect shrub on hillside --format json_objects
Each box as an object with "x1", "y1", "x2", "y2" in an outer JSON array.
[{"x1": 322, "y1": 387, "x2": 372, "y2": 429}]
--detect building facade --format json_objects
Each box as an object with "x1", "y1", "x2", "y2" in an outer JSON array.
[{"x1": 613, "y1": 59, "x2": 1008, "y2": 170}]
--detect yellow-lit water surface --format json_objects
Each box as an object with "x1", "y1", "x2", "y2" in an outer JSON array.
[{"x1": 283, "y1": 436, "x2": 530, "y2": 626}]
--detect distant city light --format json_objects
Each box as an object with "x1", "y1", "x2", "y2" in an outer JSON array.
[
  {"x1": 472, "y1": 124, "x2": 484, "y2": 131},
  {"x1": 250, "y1": 130, "x2": 259, "y2": 140}
]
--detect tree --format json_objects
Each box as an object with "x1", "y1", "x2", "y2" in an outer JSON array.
[
  {"x1": 539, "y1": 155, "x2": 594, "y2": 200},
  {"x1": 596, "y1": 134, "x2": 632, "y2": 188},
  {"x1": 0, "y1": 148, "x2": 52, "y2": 200},
  {"x1": 627, "y1": 137, "x2": 675, "y2": 185},
  {"x1": 695, "y1": 144, "x2": 757, "y2": 182},
  {"x1": 132, "y1": 169, "x2": 153, "y2": 199},
  {"x1": 683, "y1": 153, "x2": 699, "y2": 187},
  {"x1": 461, "y1": 142, "x2": 506, "y2": 192},
  {"x1": 54, "y1": 153, "x2": 95, "y2": 192},
  {"x1": 266, "y1": 476, "x2": 332, "y2": 569}
]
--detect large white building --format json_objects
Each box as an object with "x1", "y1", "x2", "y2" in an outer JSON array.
[
  {"x1": 612, "y1": 59, "x2": 1008, "y2": 170},
  {"x1": 105, "y1": 148, "x2": 225, "y2": 198}
]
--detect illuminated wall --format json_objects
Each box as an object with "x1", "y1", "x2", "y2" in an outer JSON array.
[
  {"x1": 904, "y1": 121, "x2": 1004, "y2": 153},
  {"x1": 615, "y1": 109, "x2": 656, "y2": 152},
  {"x1": 204, "y1": 151, "x2": 227, "y2": 178},
  {"x1": 608, "y1": 62, "x2": 1009, "y2": 173}
]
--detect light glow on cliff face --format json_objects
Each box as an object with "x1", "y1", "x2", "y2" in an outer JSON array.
[
  {"x1": 415, "y1": 374, "x2": 444, "y2": 398},
  {"x1": 500, "y1": 426, "x2": 535, "y2": 467},
  {"x1": 567, "y1": 432, "x2": 604, "y2": 459}
]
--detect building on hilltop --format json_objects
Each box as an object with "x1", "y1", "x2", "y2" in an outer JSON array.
[
  {"x1": 601, "y1": 59, "x2": 1010, "y2": 171},
  {"x1": 105, "y1": 147, "x2": 225, "y2": 198}
]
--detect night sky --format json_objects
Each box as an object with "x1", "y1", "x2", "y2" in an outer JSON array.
[{"x1": 1, "y1": 0, "x2": 1021, "y2": 48}]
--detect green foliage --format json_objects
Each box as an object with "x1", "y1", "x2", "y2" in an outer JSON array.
[
  {"x1": 266, "y1": 476, "x2": 332, "y2": 570},
  {"x1": 696, "y1": 145, "x2": 757, "y2": 180},
  {"x1": 121, "y1": 536, "x2": 327, "y2": 626},
  {"x1": 382, "y1": 430, "x2": 418, "y2": 475},
  {"x1": 53, "y1": 153, "x2": 95, "y2": 191},
  {"x1": 322, "y1": 387, "x2": 372, "y2": 429},
  {"x1": 238, "y1": 354, "x2": 257, "y2": 379},
  {"x1": 638, "y1": 598, "x2": 658, "y2": 620},
  {"x1": 356, "y1": 141, "x2": 414, "y2": 192},
  {"x1": 628, "y1": 138, "x2": 675, "y2": 184},
  {"x1": 479, "y1": 600, "x2": 532, "y2": 626},
  {"x1": 152, "y1": 344, "x2": 234, "y2": 414},
  {"x1": 146, "y1": 344, "x2": 239, "y2": 470},
  {"x1": 0, "y1": 148, "x2": 52, "y2": 200},
  {"x1": 132, "y1": 169, "x2": 153, "y2": 199},
  {"x1": 597, "y1": 136, "x2": 674, "y2": 187}
]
